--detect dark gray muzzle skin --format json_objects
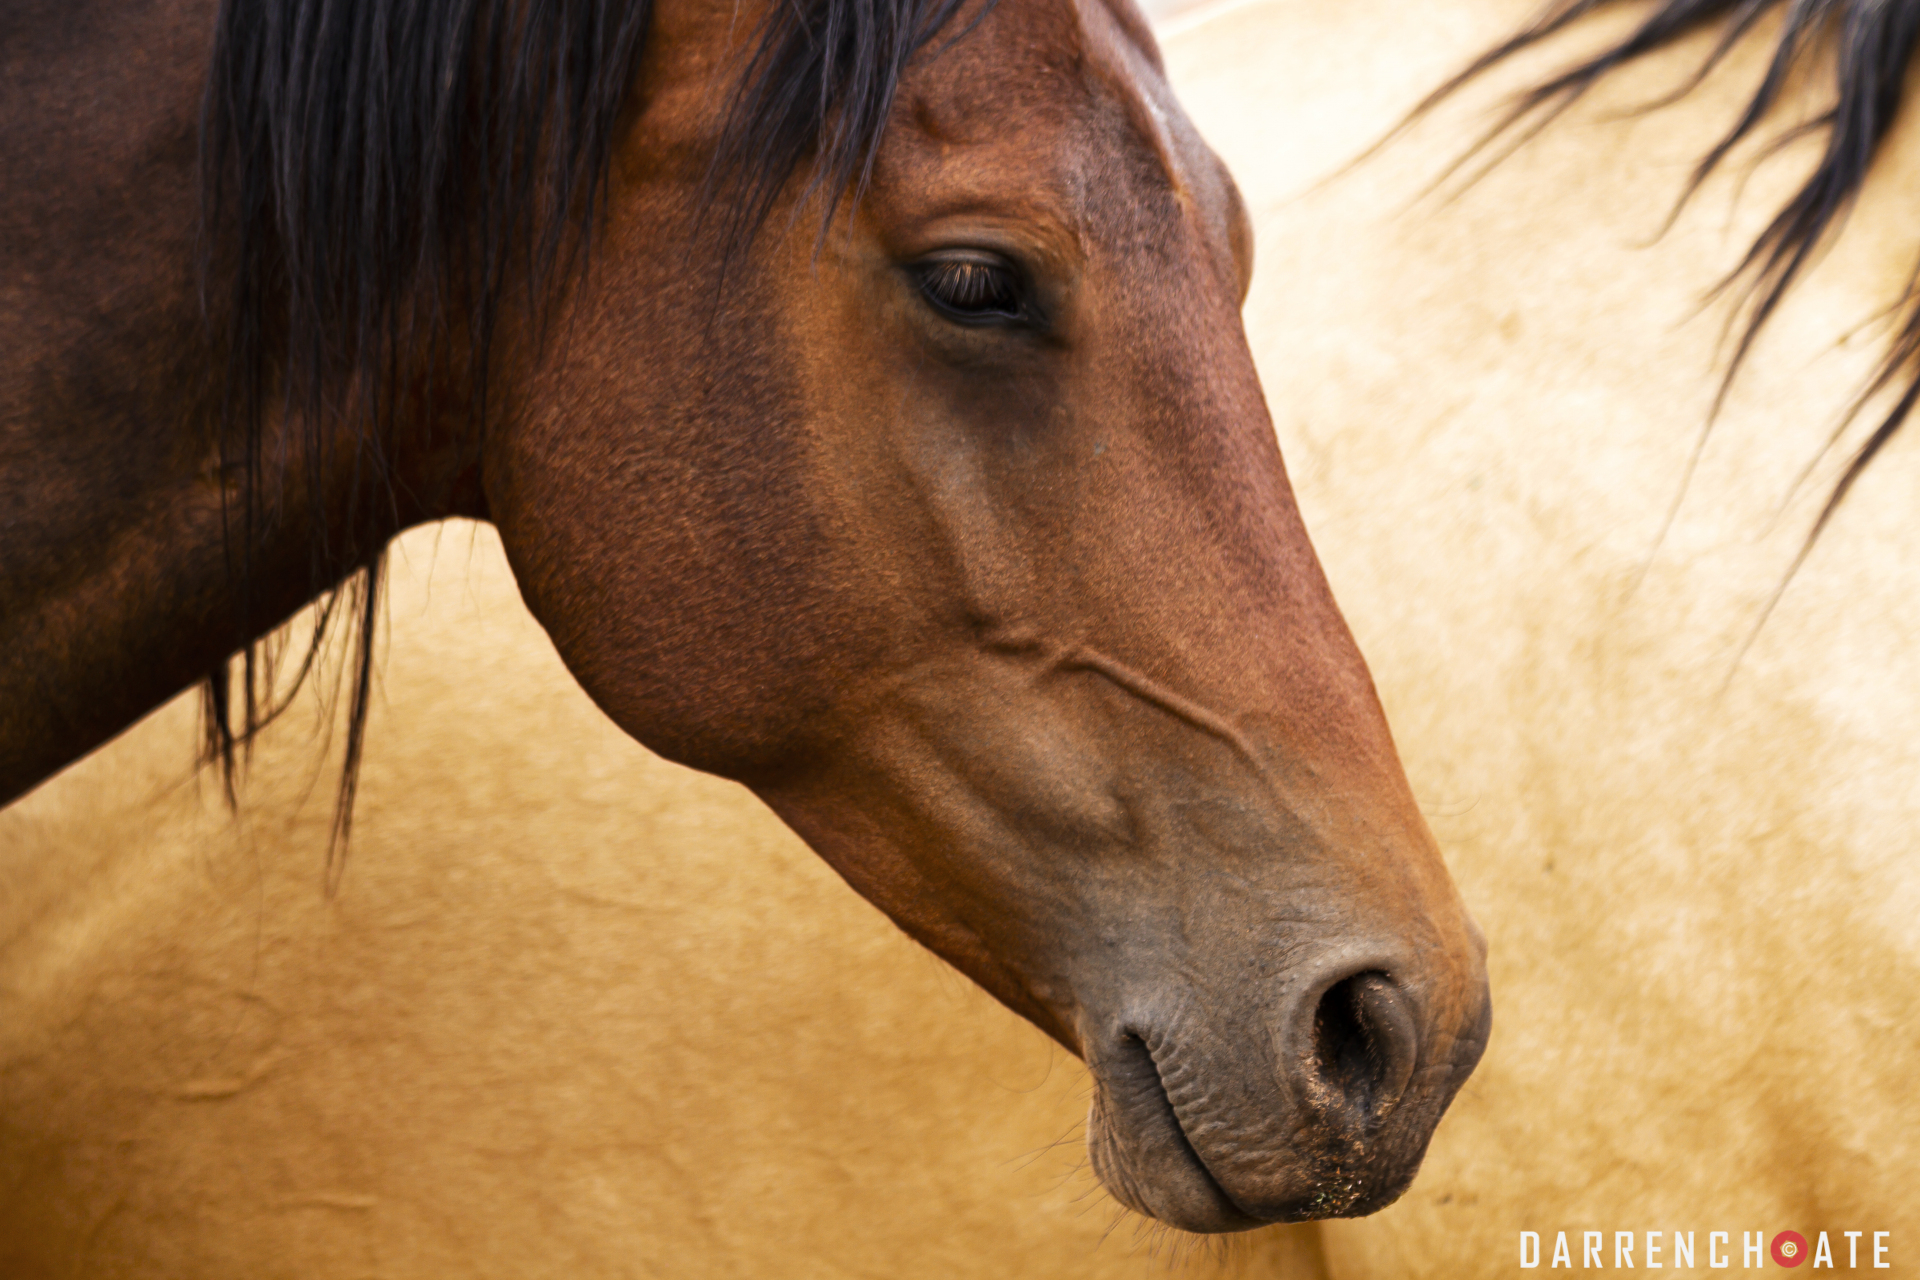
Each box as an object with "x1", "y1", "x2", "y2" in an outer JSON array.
[
  {"x1": 1086, "y1": 949, "x2": 1492, "y2": 1232},
  {"x1": 1062, "y1": 795, "x2": 1493, "y2": 1237}
]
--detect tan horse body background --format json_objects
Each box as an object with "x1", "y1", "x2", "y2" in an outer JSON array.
[{"x1": 5, "y1": 0, "x2": 1917, "y2": 1275}]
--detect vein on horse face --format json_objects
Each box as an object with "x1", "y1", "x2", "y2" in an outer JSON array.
[{"x1": 1053, "y1": 642, "x2": 1265, "y2": 778}]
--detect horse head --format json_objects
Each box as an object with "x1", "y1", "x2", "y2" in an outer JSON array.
[{"x1": 487, "y1": 0, "x2": 1490, "y2": 1230}]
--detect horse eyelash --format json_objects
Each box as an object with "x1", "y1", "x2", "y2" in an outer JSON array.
[{"x1": 919, "y1": 258, "x2": 1023, "y2": 319}]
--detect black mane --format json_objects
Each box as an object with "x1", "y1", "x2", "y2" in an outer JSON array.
[
  {"x1": 198, "y1": 0, "x2": 977, "y2": 862},
  {"x1": 1426, "y1": 0, "x2": 1920, "y2": 545}
]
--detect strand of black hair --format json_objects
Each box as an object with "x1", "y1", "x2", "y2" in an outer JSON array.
[
  {"x1": 1402, "y1": 0, "x2": 1920, "y2": 558},
  {"x1": 708, "y1": 0, "x2": 990, "y2": 260}
]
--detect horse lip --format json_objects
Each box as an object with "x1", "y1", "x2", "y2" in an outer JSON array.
[
  {"x1": 1092, "y1": 1031, "x2": 1265, "y2": 1232},
  {"x1": 1135, "y1": 1034, "x2": 1258, "y2": 1218}
]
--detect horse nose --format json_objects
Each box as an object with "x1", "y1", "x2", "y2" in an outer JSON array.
[{"x1": 1300, "y1": 969, "x2": 1419, "y2": 1126}]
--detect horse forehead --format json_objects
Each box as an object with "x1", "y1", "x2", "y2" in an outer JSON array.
[{"x1": 898, "y1": 0, "x2": 1197, "y2": 199}]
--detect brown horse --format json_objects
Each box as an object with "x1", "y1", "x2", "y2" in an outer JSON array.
[{"x1": 0, "y1": 0, "x2": 1488, "y2": 1233}]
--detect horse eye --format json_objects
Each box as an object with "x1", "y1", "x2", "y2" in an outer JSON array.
[{"x1": 915, "y1": 254, "x2": 1025, "y2": 324}]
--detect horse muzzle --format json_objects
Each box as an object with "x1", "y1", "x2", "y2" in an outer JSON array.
[{"x1": 1083, "y1": 949, "x2": 1492, "y2": 1232}]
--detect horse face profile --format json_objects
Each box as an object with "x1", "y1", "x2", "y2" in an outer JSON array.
[
  {"x1": 492, "y1": 0, "x2": 1490, "y2": 1227},
  {"x1": 0, "y1": 0, "x2": 1488, "y2": 1230}
]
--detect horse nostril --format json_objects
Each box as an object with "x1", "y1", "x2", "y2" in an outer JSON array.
[{"x1": 1309, "y1": 971, "x2": 1418, "y2": 1125}]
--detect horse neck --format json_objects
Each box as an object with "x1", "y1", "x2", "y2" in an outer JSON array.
[
  {"x1": 0, "y1": 0, "x2": 489, "y2": 805},
  {"x1": 0, "y1": 304, "x2": 488, "y2": 809},
  {"x1": 3, "y1": 354, "x2": 485, "y2": 801}
]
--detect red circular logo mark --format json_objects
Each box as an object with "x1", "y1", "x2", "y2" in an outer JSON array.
[{"x1": 1772, "y1": 1231, "x2": 1809, "y2": 1268}]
